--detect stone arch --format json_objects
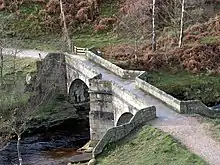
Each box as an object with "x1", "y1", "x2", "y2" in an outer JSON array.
[
  {"x1": 116, "y1": 112, "x2": 134, "y2": 126},
  {"x1": 69, "y1": 79, "x2": 89, "y2": 104}
]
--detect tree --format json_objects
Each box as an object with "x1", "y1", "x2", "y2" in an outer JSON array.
[
  {"x1": 59, "y1": 0, "x2": 72, "y2": 52},
  {"x1": 0, "y1": 47, "x2": 3, "y2": 86},
  {"x1": 152, "y1": 0, "x2": 156, "y2": 51},
  {"x1": 0, "y1": 50, "x2": 30, "y2": 165},
  {"x1": 179, "y1": 0, "x2": 185, "y2": 47}
]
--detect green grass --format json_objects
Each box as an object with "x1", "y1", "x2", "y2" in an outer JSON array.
[
  {"x1": 19, "y1": 3, "x2": 42, "y2": 15},
  {"x1": 2, "y1": 56, "x2": 37, "y2": 88},
  {"x1": 97, "y1": 125, "x2": 207, "y2": 165},
  {"x1": 140, "y1": 71, "x2": 220, "y2": 107},
  {"x1": 200, "y1": 36, "x2": 220, "y2": 44},
  {"x1": 99, "y1": 0, "x2": 120, "y2": 17},
  {"x1": 0, "y1": 0, "x2": 132, "y2": 52},
  {"x1": 74, "y1": 34, "x2": 132, "y2": 49},
  {"x1": 6, "y1": 33, "x2": 133, "y2": 52},
  {"x1": 0, "y1": 0, "x2": 120, "y2": 39},
  {"x1": 0, "y1": 56, "x2": 37, "y2": 118},
  {"x1": 2, "y1": 56, "x2": 37, "y2": 75},
  {"x1": 0, "y1": 0, "x2": 126, "y2": 50}
]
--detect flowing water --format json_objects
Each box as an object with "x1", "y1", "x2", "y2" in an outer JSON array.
[{"x1": 0, "y1": 118, "x2": 90, "y2": 165}]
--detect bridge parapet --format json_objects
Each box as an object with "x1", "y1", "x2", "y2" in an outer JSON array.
[
  {"x1": 86, "y1": 51, "x2": 144, "y2": 79},
  {"x1": 112, "y1": 82, "x2": 151, "y2": 125},
  {"x1": 93, "y1": 105, "x2": 156, "y2": 156}
]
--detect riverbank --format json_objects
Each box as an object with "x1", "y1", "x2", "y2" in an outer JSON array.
[{"x1": 0, "y1": 117, "x2": 90, "y2": 165}]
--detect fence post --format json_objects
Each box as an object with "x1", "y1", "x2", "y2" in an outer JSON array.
[{"x1": 74, "y1": 46, "x2": 76, "y2": 55}]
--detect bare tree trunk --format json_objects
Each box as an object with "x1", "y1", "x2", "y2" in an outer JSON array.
[
  {"x1": 152, "y1": 0, "x2": 156, "y2": 51},
  {"x1": 0, "y1": 48, "x2": 3, "y2": 87},
  {"x1": 60, "y1": 0, "x2": 72, "y2": 52},
  {"x1": 13, "y1": 50, "x2": 17, "y2": 87},
  {"x1": 179, "y1": 0, "x2": 185, "y2": 48},
  {"x1": 134, "y1": 39, "x2": 137, "y2": 60},
  {"x1": 17, "y1": 134, "x2": 22, "y2": 165}
]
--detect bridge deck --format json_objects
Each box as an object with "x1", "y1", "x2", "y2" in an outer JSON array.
[{"x1": 4, "y1": 48, "x2": 220, "y2": 165}]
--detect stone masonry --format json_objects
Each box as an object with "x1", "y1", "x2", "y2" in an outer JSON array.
[
  {"x1": 34, "y1": 52, "x2": 156, "y2": 149},
  {"x1": 89, "y1": 79, "x2": 114, "y2": 141}
]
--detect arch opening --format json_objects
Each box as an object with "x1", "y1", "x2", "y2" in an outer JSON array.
[
  {"x1": 68, "y1": 79, "x2": 90, "y2": 146},
  {"x1": 116, "y1": 112, "x2": 134, "y2": 126},
  {"x1": 69, "y1": 79, "x2": 89, "y2": 104}
]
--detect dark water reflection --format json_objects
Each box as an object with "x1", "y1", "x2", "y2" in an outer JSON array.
[{"x1": 0, "y1": 119, "x2": 90, "y2": 165}]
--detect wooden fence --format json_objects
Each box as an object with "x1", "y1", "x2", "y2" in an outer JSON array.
[{"x1": 73, "y1": 46, "x2": 88, "y2": 55}]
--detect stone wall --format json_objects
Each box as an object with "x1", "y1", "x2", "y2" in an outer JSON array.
[
  {"x1": 180, "y1": 100, "x2": 220, "y2": 118},
  {"x1": 136, "y1": 76, "x2": 181, "y2": 112},
  {"x1": 93, "y1": 106, "x2": 156, "y2": 157},
  {"x1": 112, "y1": 82, "x2": 147, "y2": 109},
  {"x1": 86, "y1": 51, "x2": 144, "y2": 79},
  {"x1": 136, "y1": 73, "x2": 219, "y2": 117}
]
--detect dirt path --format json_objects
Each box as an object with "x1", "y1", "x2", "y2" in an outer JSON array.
[
  {"x1": 151, "y1": 116, "x2": 220, "y2": 165},
  {"x1": 3, "y1": 48, "x2": 220, "y2": 165}
]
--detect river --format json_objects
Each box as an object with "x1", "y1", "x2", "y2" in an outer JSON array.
[{"x1": 0, "y1": 118, "x2": 90, "y2": 165}]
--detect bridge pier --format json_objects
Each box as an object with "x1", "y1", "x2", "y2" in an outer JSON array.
[{"x1": 89, "y1": 79, "x2": 114, "y2": 141}]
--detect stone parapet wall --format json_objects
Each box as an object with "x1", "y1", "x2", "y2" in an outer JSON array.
[
  {"x1": 136, "y1": 73, "x2": 219, "y2": 117},
  {"x1": 86, "y1": 51, "x2": 144, "y2": 79},
  {"x1": 180, "y1": 100, "x2": 220, "y2": 118},
  {"x1": 93, "y1": 106, "x2": 156, "y2": 157},
  {"x1": 135, "y1": 76, "x2": 181, "y2": 112}
]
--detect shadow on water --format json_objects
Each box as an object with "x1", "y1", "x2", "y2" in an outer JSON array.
[{"x1": 0, "y1": 118, "x2": 90, "y2": 165}]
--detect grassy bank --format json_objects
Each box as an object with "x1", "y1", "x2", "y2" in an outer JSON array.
[
  {"x1": 5, "y1": 34, "x2": 133, "y2": 52},
  {"x1": 97, "y1": 125, "x2": 207, "y2": 165},
  {"x1": 0, "y1": 56, "x2": 37, "y2": 112},
  {"x1": 0, "y1": 0, "x2": 128, "y2": 51},
  {"x1": 140, "y1": 71, "x2": 220, "y2": 107}
]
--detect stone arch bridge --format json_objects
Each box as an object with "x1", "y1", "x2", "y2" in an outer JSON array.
[
  {"x1": 37, "y1": 52, "x2": 156, "y2": 142},
  {"x1": 4, "y1": 48, "x2": 220, "y2": 164}
]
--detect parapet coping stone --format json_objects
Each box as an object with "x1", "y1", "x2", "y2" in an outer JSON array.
[{"x1": 85, "y1": 51, "x2": 145, "y2": 79}]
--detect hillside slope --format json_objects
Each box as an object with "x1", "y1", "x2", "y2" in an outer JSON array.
[
  {"x1": 103, "y1": 12, "x2": 220, "y2": 74},
  {"x1": 97, "y1": 126, "x2": 207, "y2": 165}
]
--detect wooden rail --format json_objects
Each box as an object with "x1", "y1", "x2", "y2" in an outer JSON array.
[{"x1": 74, "y1": 46, "x2": 88, "y2": 55}]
